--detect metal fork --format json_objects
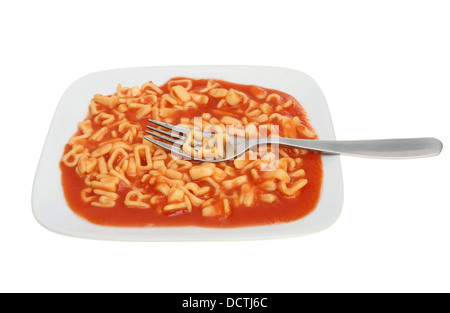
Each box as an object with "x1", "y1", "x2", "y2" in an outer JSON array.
[{"x1": 144, "y1": 119, "x2": 442, "y2": 161}]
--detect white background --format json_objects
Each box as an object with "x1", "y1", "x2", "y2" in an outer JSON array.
[{"x1": 1, "y1": 0, "x2": 449, "y2": 293}]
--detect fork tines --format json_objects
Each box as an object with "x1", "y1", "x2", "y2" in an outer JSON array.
[{"x1": 145, "y1": 119, "x2": 191, "y2": 151}]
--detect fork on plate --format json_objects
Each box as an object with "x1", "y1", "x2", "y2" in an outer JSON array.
[{"x1": 144, "y1": 119, "x2": 442, "y2": 161}]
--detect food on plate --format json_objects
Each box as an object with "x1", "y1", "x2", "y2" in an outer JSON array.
[{"x1": 60, "y1": 77, "x2": 323, "y2": 227}]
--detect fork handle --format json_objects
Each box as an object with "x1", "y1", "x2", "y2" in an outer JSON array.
[{"x1": 258, "y1": 137, "x2": 442, "y2": 159}]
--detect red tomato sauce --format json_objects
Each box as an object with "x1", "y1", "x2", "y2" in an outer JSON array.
[{"x1": 60, "y1": 78, "x2": 323, "y2": 228}]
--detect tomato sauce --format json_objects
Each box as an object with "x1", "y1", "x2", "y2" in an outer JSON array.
[{"x1": 60, "y1": 78, "x2": 323, "y2": 228}]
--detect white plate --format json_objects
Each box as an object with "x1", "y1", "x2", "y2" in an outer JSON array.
[{"x1": 32, "y1": 65, "x2": 343, "y2": 241}]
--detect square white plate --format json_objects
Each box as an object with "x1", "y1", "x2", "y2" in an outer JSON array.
[{"x1": 32, "y1": 65, "x2": 343, "y2": 241}]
